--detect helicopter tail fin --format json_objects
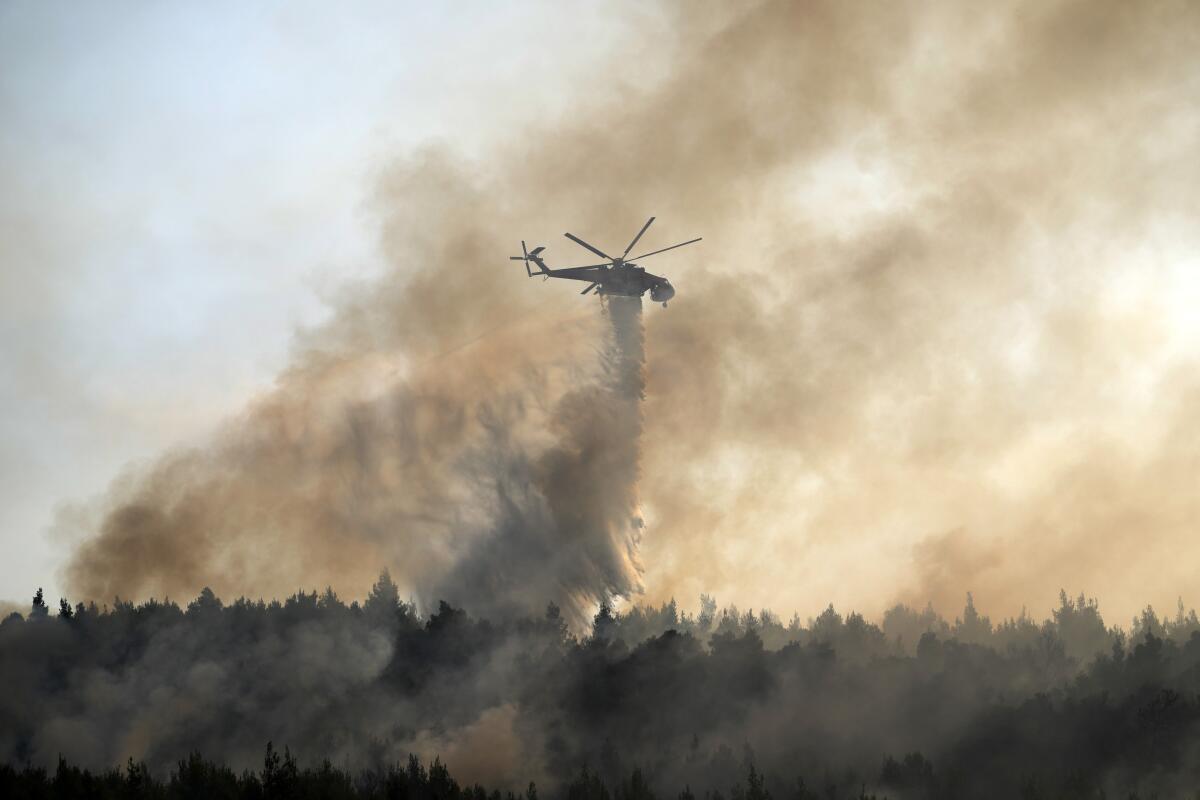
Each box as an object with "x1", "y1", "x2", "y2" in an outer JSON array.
[
  {"x1": 526, "y1": 246, "x2": 550, "y2": 275},
  {"x1": 511, "y1": 241, "x2": 550, "y2": 277}
]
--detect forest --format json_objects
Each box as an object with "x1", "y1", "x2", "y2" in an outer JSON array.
[{"x1": 3, "y1": 577, "x2": 1200, "y2": 799}]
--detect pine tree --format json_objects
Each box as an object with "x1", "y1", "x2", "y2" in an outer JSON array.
[
  {"x1": 31, "y1": 588, "x2": 48, "y2": 619},
  {"x1": 364, "y1": 569, "x2": 403, "y2": 630},
  {"x1": 261, "y1": 741, "x2": 298, "y2": 799},
  {"x1": 594, "y1": 600, "x2": 617, "y2": 641},
  {"x1": 745, "y1": 763, "x2": 771, "y2": 800}
]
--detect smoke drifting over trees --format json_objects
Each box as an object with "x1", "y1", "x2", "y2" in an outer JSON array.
[
  {"x1": 9, "y1": 1, "x2": 1200, "y2": 796},
  {"x1": 66, "y1": 293, "x2": 647, "y2": 628},
  {"x1": 47, "y1": 0, "x2": 1200, "y2": 625},
  {"x1": 425, "y1": 297, "x2": 647, "y2": 624},
  {"x1": 4, "y1": 584, "x2": 1200, "y2": 798}
]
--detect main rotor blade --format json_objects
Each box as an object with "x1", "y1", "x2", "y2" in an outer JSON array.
[
  {"x1": 557, "y1": 262, "x2": 609, "y2": 270},
  {"x1": 581, "y1": 282, "x2": 598, "y2": 295},
  {"x1": 622, "y1": 216, "x2": 655, "y2": 258},
  {"x1": 564, "y1": 232, "x2": 611, "y2": 261},
  {"x1": 632, "y1": 237, "x2": 702, "y2": 260}
]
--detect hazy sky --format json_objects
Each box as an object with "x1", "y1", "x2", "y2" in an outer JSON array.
[
  {"x1": 0, "y1": 1, "x2": 645, "y2": 606},
  {"x1": 3, "y1": 1, "x2": 1198, "y2": 627}
]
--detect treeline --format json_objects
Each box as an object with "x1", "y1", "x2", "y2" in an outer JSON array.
[
  {"x1": 1, "y1": 739, "x2": 1194, "y2": 800},
  {"x1": 3, "y1": 577, "x2": 1200, "y2": 799},
  {"x1": 609, "y1": 590, "x2": 1200, "y2": 663},
  {"x1": 13, "y1": 581, "x2": 1200, "y2": 664},
  {"x1": 1, "y1": 746, "x2": 528, "y2": 800},
  {"x1": 0, "y1": 750, "x2": 897, "y2": 800}
]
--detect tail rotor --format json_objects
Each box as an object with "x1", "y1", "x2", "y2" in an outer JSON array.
[{"x1": 509, "y1": 240, "x2": 534, "y2": 277}]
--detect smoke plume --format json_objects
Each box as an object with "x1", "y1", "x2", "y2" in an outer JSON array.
[
  {"x1": 429, "y1": 296, "x2": 647, "y2": 622},
  {"x1": 60, "y1": 0, "x2": 1200, "y2": 625},
  {"x1": 67, "y1": 233, "x2": 648, "y2": 625}
]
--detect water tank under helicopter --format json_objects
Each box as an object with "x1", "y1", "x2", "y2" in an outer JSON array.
[{"x1": 650, "y1": 281, "x2": 675, "y2": 305}]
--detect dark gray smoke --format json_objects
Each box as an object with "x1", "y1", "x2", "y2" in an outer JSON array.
[
  {"x1": 64, "y1": 224, "x2": 647, "y2": 628},
  {"x1": 430, "y1": 296, "x2": 647, "y2": 624},
  {"x1": 4, "y1": 587, "x2": 1200, "y2": 798}
]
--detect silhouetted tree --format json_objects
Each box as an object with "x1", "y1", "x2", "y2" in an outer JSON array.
[
  {"x1": 261, "y1": 742, "x2": 298, "y2": 800},
  {"x1": 567, "y1": 766, "x2": 611, "y2": 800},
  {"x1": 594, "y1": 600, "x2": 617, "y2": 641},
  {"x1": 1052, "y1": 590, "x2": 1111, "y2": 661},
  {"x1": 617, "y1": 768, "x2": 655, "y2": 800},
  {"x1": 187, "y1": 586, "x2": 223, "y2": 617},
  {"x1": 954, "y1": 592, "x2": 992, "y2": 644},
  {"x1": 30, "y1": 587, "x2": 48, "y2": 619},
  {"x1": 365, "y1": 569, "x2": 405, "y2": 631}
]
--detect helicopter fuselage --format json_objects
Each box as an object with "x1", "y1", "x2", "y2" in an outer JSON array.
[
  {"x1": 509, "y1": 218, "x2": 696, "y2": 306},
  {"x1": 582, "y1": 262, "x2": 673, "y2": 299},
  {"x1": 529, "y1": 258, "x2": 674, "y2": 302}
]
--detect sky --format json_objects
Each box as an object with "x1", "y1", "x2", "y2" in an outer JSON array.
[{"x1": 3, "y1": 0, "x2": 1199, "y2": 628}]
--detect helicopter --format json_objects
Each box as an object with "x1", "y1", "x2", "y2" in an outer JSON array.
[{"x1": 509, "y1": 217, "x2": 700, "y2": 307}]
